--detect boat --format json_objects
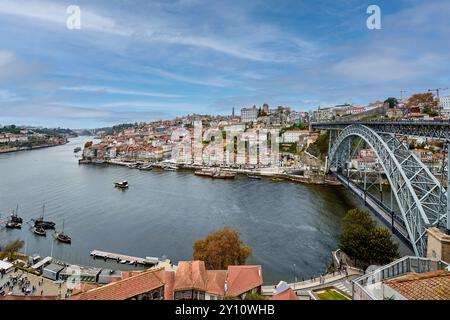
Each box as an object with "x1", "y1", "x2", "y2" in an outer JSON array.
[
  {"x1": 73, "y1": 147, "x2": 82, "y2": 153},
  {"x1": 33, "y1": 205, "x2": 56, "y2": 230},
  {"x1": 55, "y1": 221, "x2": 72, "y2": 244},
  {"x1": 138, "y1": 164, "x2": 153, "y2": 171},
  {"x1": 271, "y1": 177, "x2": 285, "y2": 182},
  {"x1": 119, "y1": 260, "x2": 128, "y2": 264},
  {"x1": 5, "y1": 221, "x2": 22, "y2": 229},
  {"x1": 247, "y1": 174, "x2": 262, "y2": 180},
  {"x1": 211, "y1": 172, "x2": 236, "y2": 179},
  {"x1": 5, "y1": 205, "x2": 23, "y2": 228},
  {"x1": 114, "y1": 180, "x2": 129, "y2": 189},
  {"x1": 163, "y1": 165, "x2": 177, "y2": 171},
  {"x1": 33, "y1": 226, "x2": 46, "y2": 237},
  {"x1": 194, "y1": 169, "x2": 215, "y2": 177},
  {"x1": 128, "y1": 260, "x2": 136, "y2": 265}
]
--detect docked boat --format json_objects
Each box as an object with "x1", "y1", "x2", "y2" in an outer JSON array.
[
  {"x1": 211, "y1": 172, "x2": 236, "y2": 179},
  {"x1": 114, "y1": 180, "x2": 129, "y2": 189},
  {"x1": 33, "y1": 205, "x2": 56, "y2": 230},
  {"x1": 247, "y1": 174, "x2": 262, "y2": 180},
  {"x1": 73, "y1": 147, "x2": 82, "y2": 153},
  {"x1": 5, "y1": 205, "x2": 23, "y2": 228},
  {"x1": 194, "y1": 169, "x2": 215, "y2": 177},
  {"x1": 33, "y1": 226, "x2": 46, "y2": 237},
  {"x1": 271, "y1": 177, "x2": 285, "y2": 182},
  {"x1": 55, "y1": 221, "x2": 72, "y2": 244},
  {"x1": 138, "y1": 164, "x2": 153, "y2": 171},
  {"x1": 163, "y1": 165, "x2": 177, "y2": 171}
]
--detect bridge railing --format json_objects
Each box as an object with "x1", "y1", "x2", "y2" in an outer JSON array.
[{"x1": 352, "y1": 256, "x2": 449, "y2": 300}]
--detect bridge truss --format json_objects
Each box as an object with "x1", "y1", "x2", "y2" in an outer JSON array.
[{"x1": 327, "y1": 124, "x2": 447, "y2": 257}]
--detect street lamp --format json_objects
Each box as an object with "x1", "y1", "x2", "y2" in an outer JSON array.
[{"x1": 292, "y1": 264, "x2": 297, "y2": 291}]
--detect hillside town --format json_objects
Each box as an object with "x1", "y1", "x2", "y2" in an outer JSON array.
[{"x1": 81, "y1": 93, "x2": 450, "y2": 181}]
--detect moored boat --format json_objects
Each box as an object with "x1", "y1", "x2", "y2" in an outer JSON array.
[
  {"x1": 73, "y1": 147, "x2": 82, "y2": 153},
  {"x1": 211, "y1": 172, "x2": 236, "y2": 179},
  {"x1": 114, "y1": 180, "x2": 129, "y2": 189},
  {"x1": 5, "y1": 221, "x2": 22, "y2": 229},
  {"x1": 33, "y1": 205, "x2": 56, "y2": 230},
  {"x1": 55, "y1": 221, "x2": 72, "y2": 244},
  {"x1": 247, "y1": 174, "x2": 262, "y2": 179},
  {"x1": 33, "y1": 226, "x2": 46, "y2": 236},
  {"x1": 194, "y1": 169, "x2": 215, "y2": 177},
  {"x1": 5, "y1": 205, "x2": 23, "y2": 228}
]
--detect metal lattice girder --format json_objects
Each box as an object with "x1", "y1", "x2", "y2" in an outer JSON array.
[
  {"x1": 328, "y1": 125, "x2": 448, "y2": 257},
  {"x1": 313, "y1": 121, "x2": 450, "y2": 141}
]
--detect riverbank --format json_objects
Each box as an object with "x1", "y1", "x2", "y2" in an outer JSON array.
[
  {"x1": 0, "y1": 142, "x2": 68, "y2": 154},
  {"x1": 79, "y1": 158, "x2": 341, "y2": 186}
]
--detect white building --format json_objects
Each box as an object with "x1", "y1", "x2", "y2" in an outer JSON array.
[
  {"x1": 441, "y1": 96, "x2": 450, "y2": 113},
  {"x1": 241, "y1": 106, "x2": 258, "y2": 123},
  {"x1": 282, "y1": 130, "x2": 309, "y2": 143}
]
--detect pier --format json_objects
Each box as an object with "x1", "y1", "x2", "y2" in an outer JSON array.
[{"x1": 90, "y1": 250, "x2": 160, "y2": 266}]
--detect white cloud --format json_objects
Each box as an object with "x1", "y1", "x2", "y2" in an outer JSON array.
[{"x1": 60, "y1": 86, "x2": 183, "y2": 98}]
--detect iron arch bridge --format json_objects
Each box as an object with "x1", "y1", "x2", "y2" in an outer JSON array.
[{"x1": 327, "y1": 124, "x2": 447, "y2": 257}]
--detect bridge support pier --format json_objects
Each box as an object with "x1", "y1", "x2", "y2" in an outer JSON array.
[{"x1": 447, "y1": 143, "x2": 450, "y2": 234}]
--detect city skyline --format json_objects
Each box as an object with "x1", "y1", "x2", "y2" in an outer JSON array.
[{"x1": 0, "y1": 0, "x2": 449, "y2": 128}]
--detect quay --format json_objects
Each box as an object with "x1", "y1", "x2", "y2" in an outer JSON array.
[{"x1": 90, "y1": 250, "x2": 161, "y2": 266}]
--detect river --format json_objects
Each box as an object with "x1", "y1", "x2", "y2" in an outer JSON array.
[{"x1": 0, "y1": 136, "x2": 410, "y2": 284}]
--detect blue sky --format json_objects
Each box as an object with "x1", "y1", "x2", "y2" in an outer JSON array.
[{"x1": 0, "y1": 0, "x2": 449, "y2": 128}]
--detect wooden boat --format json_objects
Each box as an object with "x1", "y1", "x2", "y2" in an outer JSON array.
[
  {"x1": 211, "y1": 172, "x2": 236, "y2": 179},
  {"x1": 247, "y1": 174, "x2": 262, "y2": 180},
  {"x1": 5, "y1": 221, "x2": 22, "y2": 229},
  {"x1": 163, "y1": 165, "x2": 177, "y2": 171},
  {"x1": 114, "y1": 181, "x2": 129, "y2": 189},
  {"x1": 55, "y1": 221, "x2": 72, "y2": 244},
  {"x1": 271, "y1": 177, "x2": 285, "y2": 182},
  {"x1": 33, "y1": 205, "x2": 56, "y2": 230},
  {"x1": 194, "y1": 169, "x2": 215, "y2": 177},
  {"x1": 6, "y1": 205, "x2": 23, "y2": 228},
  {"x1": 33, "y1": 226, "x2": 46, "y2": 237}
]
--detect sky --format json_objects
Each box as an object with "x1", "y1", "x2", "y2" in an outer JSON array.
[{"x1": 0, "y1": 0, "x2": 449, "y2": 128}]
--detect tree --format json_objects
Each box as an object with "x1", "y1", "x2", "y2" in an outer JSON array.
[
  {"x1": 384, "y1": 97, "x2": 398, "y2": 109},
  {"x1": 405, "y1": 93, "x2": 438, "y2": 112},
  {"x1": 0, "y1": 239, "x2": 24, "y2": 260},
  {"x1": 339, "y1": 209, "x2": 399, "y2": 268},
  {"x1": 193, "y1": 227, "x2": 252, "y2": 270},
  {"x1": 244, "y1": 293, "x2": 266, "y2": 300}
]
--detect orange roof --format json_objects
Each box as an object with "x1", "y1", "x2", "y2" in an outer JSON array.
[
  {"x1": 164, "y1": 271, "x2": 175, "y2": 300},
  {"x1": 384, "y1": 270, "x2": 450, "y2": 300},
  {"x1": 226, "y1": 265, "x2": 263, "y2": 297},
  {"x1": 70, "y1": 268, "x2": 166, "y2": 300},
  {"x1": 270, "y1": 288, "x2": 299, "y2": 300},
  {"x1": 206, "y1": 270, "x2": 227, "y2": 296},
  {"x1": 174, "y1": 261, "x2": 208, "y2": 292}
]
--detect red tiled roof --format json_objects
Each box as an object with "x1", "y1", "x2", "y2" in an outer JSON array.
[
  {"x1": 206, "y1": 270, "x2": 226, "y2": 296},
  {"x1": 270, "y1": 288, "x2": 299, "y2": 301},
  {"x1": 164, "y1": 271, "x2": 175, "y2": 300},
  {"x1": 70, "y1": 268, "x2": 166, "y2": 300},
  {"x1": 384, "y1": 270, "x2": 450, "y2": 300},
  {"x1": 174, "y1": 261, "x2": 208, "y2": 292},
  {"x1": 226, "y1": 265, "x2": 263, "y2": 297}
]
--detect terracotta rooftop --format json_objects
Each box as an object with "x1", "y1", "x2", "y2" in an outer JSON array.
[
  {"x1": 70, "y1": 268, "x2": 166, "y2": 300},
  {"x1": 226, "y1": 265, "x2": 263, "y2": 297},
  {"x1": 206, "y1": 270, "x2": 227, "y2": 296},
  {"x1": 174, "y1": 261, "x2": 208, "y2": 292},
  {"x1": 270, "y1": 288, "x2": 299, "y2": 301},
  {"x1": 384, "y1": 269, "x2": 450, "y2": 300},
  {"x1": 164, "y1": 271, "x2": 175, "y2": 300}
]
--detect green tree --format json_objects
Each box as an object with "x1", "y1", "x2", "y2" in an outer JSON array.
[
  {"x1": 193, "y1": 227, "x2": 252, "y2": 270},
  {"x1": 339, "y1": 209, "x2": 399, "y2": 268},
  {"x1": 384, "y1": 97, "x2": 398, "y2": 109},
  {"x1": 244, "y1": 293, "x2": 266, "y2": 300}
]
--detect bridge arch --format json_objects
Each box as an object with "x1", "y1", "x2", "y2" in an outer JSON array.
[{"x1": 327, "y1": 124, "x2": 446, "y2": 257}]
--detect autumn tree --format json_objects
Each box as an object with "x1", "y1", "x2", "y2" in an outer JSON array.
[
  {"x1": 0, "y1": 239, "x2": 24, "y2": 260},
  {"x1": 405, "y1": 93, "x2": 438, "y2": 113},
  {"x1": 193, "y1": 227, "x2": 252, "y2": 270}
]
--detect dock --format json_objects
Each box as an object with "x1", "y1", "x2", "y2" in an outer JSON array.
[{"x1": 90, "y1": 250, "x2": 159, "y2": 265}]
